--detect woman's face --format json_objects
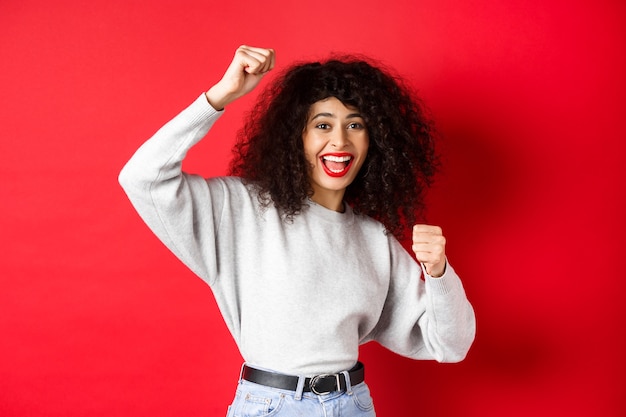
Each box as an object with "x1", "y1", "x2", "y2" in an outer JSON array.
[{"x1": 302, "y1": 97, "x2": 369, "y2": 211}]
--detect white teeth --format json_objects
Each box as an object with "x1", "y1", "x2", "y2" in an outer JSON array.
[{"x1": 323, "y1": 155, "x2": 352, "y2": 162}]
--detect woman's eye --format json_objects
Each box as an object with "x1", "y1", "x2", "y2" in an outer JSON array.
[
  {"x1": 316, "y1": 123, "x2": 330, "y2": 129},
  {"x1": 348, "y1": 122, "x2": 364, "y2": 129}
]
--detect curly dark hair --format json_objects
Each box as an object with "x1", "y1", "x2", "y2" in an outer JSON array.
[{"x1": 229, "y1": 55, "x2": 439, "y2": 241}]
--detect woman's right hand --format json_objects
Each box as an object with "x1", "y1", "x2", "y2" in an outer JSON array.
[{"x1": 205, "y1": 45, "x2": 275, "y2": 110}]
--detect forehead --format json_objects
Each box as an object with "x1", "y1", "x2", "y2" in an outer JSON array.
[{"x1": 308, "y1": 97, "x2": 360, "y2": 116}]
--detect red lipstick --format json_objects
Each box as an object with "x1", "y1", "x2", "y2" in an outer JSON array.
[{"x1": 320, "y1": 153, "x2": 354, "y2": 178}]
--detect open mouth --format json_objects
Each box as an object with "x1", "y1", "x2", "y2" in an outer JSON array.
[{"x1": 320, "y1": 154, "x2": 354, "y2": 177}]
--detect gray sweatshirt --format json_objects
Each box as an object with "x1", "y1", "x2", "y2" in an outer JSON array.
[{"x1": 119, "y1": 94, "x2": 476, "y2": 377}]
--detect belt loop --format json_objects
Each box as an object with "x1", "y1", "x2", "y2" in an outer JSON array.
[
  {"x1": 342, "y1": 370, "x2": 353, "y2": 394},
  {"x1": 294, "y1": 375, "x2": 306, "y2": 401},
  {"x1": 238, "y1": 363, "x2": 246, "y2": 382}
]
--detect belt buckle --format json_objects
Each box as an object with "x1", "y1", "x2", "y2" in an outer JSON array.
[{"x1": 310, "y1": 373, "x2": 342, "y2": 395}]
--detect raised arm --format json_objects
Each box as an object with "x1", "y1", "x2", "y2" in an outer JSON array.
[{"x1": 118, "y1": 46, "x2": 275, "y2": 280}]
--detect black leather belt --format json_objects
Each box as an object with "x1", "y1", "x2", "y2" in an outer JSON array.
[{"x1": 242, "y1": 362, "x2": 365, "y2": 395}]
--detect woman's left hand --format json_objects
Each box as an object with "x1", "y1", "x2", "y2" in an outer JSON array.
[{"x1": 412, "y1": 224, "x2": 447, "y2": 277}]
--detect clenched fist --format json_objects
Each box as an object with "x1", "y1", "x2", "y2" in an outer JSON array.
[
  {"x1": 412, "y1": 224, "x2": 447, "y2": 277},
  {"x1": 206, "y1": 45, "x2": 276, "y2": 110}
]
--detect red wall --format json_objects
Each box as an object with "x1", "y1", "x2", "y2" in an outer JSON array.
[{"x1": 1, "y1": 1, "x2": 625, "y2": 416}]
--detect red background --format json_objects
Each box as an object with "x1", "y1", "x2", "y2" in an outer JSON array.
[{"x1": 1, "y1": 1, "x2": 625, "y2": 416}]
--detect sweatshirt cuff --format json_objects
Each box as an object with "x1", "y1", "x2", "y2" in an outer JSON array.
[
  {"x1": 424, "y1": 262, "x2": 460, "y2": 296},
  {"x1": 192, "y1": 93, "x2": 223, "y2": 119}
]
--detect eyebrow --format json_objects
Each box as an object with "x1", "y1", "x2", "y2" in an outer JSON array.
[{"x1": 310, "y1": 112, "x2": 364, "y2": 121}]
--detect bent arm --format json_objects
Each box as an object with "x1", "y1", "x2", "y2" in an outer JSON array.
[
  {"x1": 367, "y1": 238, "x2": 476, "y2": 363},
  {"x1": 119, "y1": 46, "x2": 275, "y2": 283},
  {"x1": 118, "y1": 95, "x2": 224, "y2": 281},
  {"x1": 417, "y1": 264, "x2": 476, "y2": 362}
]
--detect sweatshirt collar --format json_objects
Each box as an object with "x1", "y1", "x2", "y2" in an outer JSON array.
[{"x1": 305, "y1": 198, "x2": 355, "y2": 226}]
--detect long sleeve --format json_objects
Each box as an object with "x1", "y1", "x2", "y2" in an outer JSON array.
[
  {"x1": 118, "y1": 94, "x2": 224, "y2": 282},
  {"x1": 118, "y1": 94, "x2": 475, "y2": 375},
  {"x1": 364, "y1": 236, "x2": 476, "y2": 363}
]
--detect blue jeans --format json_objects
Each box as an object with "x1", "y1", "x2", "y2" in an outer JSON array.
[{"x1": 225, "y1": 376, "x2": 376, "y2": 416}]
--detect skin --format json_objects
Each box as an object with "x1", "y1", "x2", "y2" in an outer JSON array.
[
  {"x1": 205, "y1": 45, "x2": 447, "y2": 278},
  {"x1": 302, "y1": 97, "x2": 369, "y2": 213}
]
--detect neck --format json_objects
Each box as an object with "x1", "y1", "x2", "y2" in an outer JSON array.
[{"x1": 310, "y1": 190, "x2": 345, "y2": 212}]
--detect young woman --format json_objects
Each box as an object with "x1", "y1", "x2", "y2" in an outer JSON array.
[{"x1": 119, "y1": 45, "x2": 475, "y2": 416}]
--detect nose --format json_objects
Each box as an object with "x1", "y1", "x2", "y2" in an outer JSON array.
[{"x1": 330, "y1": 128, "x2": 349, "y2": 148}]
